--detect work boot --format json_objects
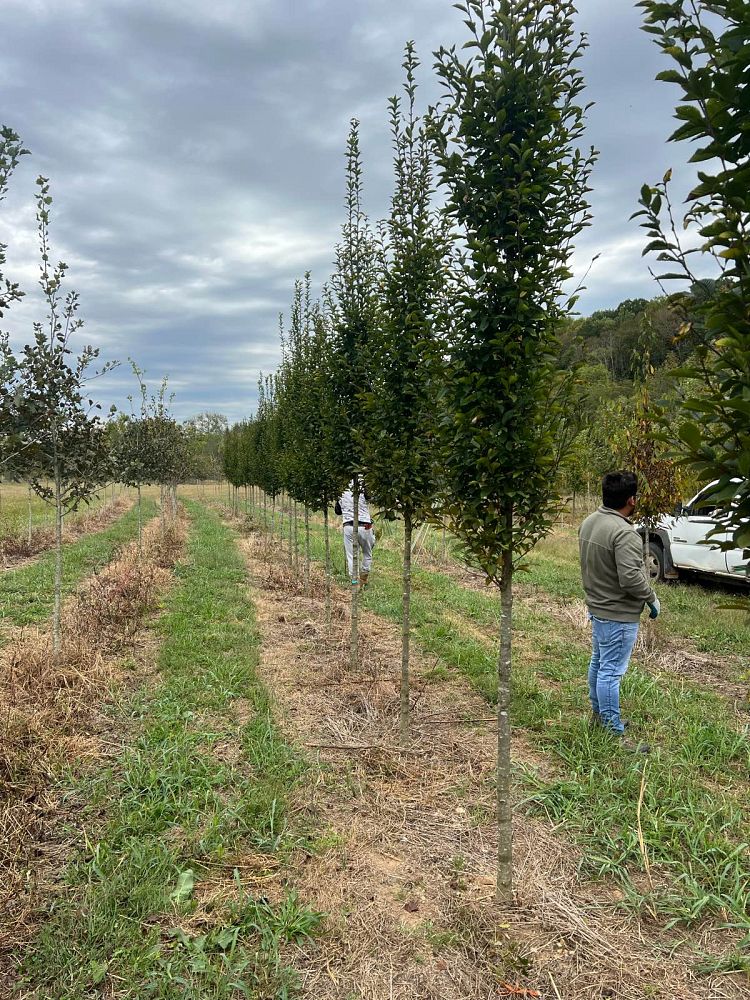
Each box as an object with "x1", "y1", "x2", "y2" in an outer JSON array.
[
  {"x1": 589, "y1": 712, "x2": 629, "y2": 731},
  {"x1": 359, "y1": 570, "x2": 369, "y2": 589}
]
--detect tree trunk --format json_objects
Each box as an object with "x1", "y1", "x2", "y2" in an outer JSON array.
[
  {"x1": 27, "y1": 485, "x2": 33, "y2": 547},
  {"x1": 350, "y1": 475, "x2": 360, "y2": 672},
  {"x1": 52, "y1": 462, "x2": 63, "y2": 660},
  {"x1": 442, "y1": 523, "x2": 447, "y2": 562},
  {"x1": 137, "y1": 485, "x2": 142, "y2": 554},
  {"x1": 293, "y1": 501, "x2": 299, "y2": 574},
  {"x1": 400, "y1": 511, "x2": 413, "y2": 742},
  {"x1": 304, "y1": 504, "x2": 311, "y2": 597},
  {"x1": 324, "y1": 505, "x2": 332, "y2": 629},
  {"x1": 496, "y1": 514, "x2": 514, "y2": 903}
]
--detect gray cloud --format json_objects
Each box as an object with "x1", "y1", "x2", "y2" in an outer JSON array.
[{"x1": 1, "y1": 0, "x2": 705, "y2": 422}]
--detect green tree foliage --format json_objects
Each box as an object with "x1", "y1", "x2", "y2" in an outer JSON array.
[
  {"x1": 184, "y1": 411, "x2": 228, "y2": 480},
  {"x1": 362, "y1": 42, "x2": 450, "y2": 738},
  {"x1": 636, "y1": 0, "x2": 750, "y2": 556},
  {"x1": 329, "y1": 121, "x2": 380, "y2": 669},
  {"x1": 433, "y1": 0, "x2": 596, "y2": 900},
  {"x1": 16, "y1": 177, "x2": 114, "y2": 655},
  {"x1": 0, "y1": 126, "x2": 31, "y2": 472}
]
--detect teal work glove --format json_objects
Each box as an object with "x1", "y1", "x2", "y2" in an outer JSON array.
[{"x1": 647, "y1": 596, "x2": 661, "y2": 620}]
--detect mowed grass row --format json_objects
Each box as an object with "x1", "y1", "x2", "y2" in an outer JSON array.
[
  {"x1": 236, "y1": 500, "x2": 750, "y2": 964},
  {"x1": 0, "y1": 499, "x2": 157, "y2": 632},
  {"x1": 21, "y1": 501, "x2": 321, "y2": 1000}
]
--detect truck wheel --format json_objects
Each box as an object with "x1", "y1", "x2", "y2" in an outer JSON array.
[{"x1": 647, "y1": 542, "x2": 665, "y2": 582}]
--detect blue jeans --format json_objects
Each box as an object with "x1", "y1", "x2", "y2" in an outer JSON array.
[{"x1": 588, "y1": 616, "x2": 639, "y2": 734}]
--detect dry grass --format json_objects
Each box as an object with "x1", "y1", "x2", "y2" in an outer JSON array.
[
  {"x1": 0, "y1": 497, "x2": 133, "y2": 569},
  {"x1": 238, "y1": 530, "x2": 748, "y2": 1000},
  {"x1": 0, "y1": 512, "x2": 186, "y2": 967}
]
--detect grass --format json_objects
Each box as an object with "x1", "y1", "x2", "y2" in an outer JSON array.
[
  {"x1": 0, "y1": 482, "x2": 127, "y2": 538},
  {"x1": 20, "y1": 501, "x2": 321, "y2": 1000},
  {"x1": 234, "y1": 498, "x2": 750, "y2": 960},
  {"x1": 0, "y1": 499, "x2": 158, "y2": 632}
]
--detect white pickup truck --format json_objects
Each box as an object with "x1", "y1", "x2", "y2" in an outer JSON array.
[{"x1": 638, "y1": 484, "x2": 749, "y2": 585}]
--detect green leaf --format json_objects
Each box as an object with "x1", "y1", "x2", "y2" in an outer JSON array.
[
  {"x1": 89, "y1": 960, "x2": 108, "y2": 985},
  {"x1": 170, "y1": 868, "x2": 195, "y2": 904},
  {"x1": 678, "y1": 422, "x2": 702, "y2": 450}
]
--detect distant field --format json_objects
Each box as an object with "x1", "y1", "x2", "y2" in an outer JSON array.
[{"x1": 0, "y1": 482, "x2": 134, "y2": 538}]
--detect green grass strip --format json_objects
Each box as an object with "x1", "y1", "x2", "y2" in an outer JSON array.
[
  {"x1": 21, "y1": 501, "x2": 320, "y2": 1000},
  {"x1": 239, "y1": 501, "x2": 750, "y2": 947},
  {"x1": 0, "y1": 500, "x2": 157, "y2": 632}
]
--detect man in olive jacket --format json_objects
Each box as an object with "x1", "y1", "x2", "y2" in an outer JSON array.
[{"x1": 579, "y1": 471, "x2": 660, "y2": 742}]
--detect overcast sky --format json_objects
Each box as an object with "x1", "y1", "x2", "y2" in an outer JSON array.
[{"x1": 1, "y1": 0, "x2": 697, "y2": 422}]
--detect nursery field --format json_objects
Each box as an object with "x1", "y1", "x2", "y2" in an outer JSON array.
[
  {"x1": 0, "y1": 482, "x2": 137, "y2": 568},
  {"x1": 1, "y1": 491, "x2": 748, "y2": 1000}
]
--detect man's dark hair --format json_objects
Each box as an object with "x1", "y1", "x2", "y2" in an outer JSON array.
[{"x1": 602, "y1": 471, "x2": 638, "y2": 509}]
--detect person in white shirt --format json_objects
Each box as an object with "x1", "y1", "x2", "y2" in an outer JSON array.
[{"x1": 335, "y1": 481, "x2": 375, "y2": 587}]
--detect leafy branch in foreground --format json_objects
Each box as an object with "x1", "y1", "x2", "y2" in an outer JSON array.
[{"x1": 635, "y1": 0, "x2": 750, "y2": 558}]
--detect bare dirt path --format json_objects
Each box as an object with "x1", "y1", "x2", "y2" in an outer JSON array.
[{"x1": 240, "y1": 529, "x2": 746, "y2": 1000}]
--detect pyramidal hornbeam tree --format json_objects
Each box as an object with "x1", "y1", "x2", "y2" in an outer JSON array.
[
  {"x1": 362, "y1": 42, "x2": 451, "y2": 740},
  {"x1": 329, "y1": 121, "x2": 380, "y2": 671},
  {"x1": 433, "y1": 0, "x2": 597, "y2": 901}
]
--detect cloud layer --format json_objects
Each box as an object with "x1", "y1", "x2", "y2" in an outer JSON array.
[{"x1": 1, "y1": 0, "x2": 700, "y2": 421}]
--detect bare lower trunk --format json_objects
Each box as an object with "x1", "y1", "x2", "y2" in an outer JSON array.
[
  {"x1": 137, "y1": 485, "x2": 142, "y2": 554},
  {"x1": 27, "y1": 486, "x2": 33, "y2": 547},
  {"x1": 52, "y1": 463, "x2": 63, "y2": 660},
  {"x1": 400, "y1": 511, "x2": 413, "y2": 743},
  {"x1": 442, "y1": 523, "x2": 447, "y2": 562},
  {"x1": 350, "y1": 476, "x2": 360, "y2": 672},
  {"x1": 293, "y1": 502, "x2": 299, "y2": 574},
  {"x1": 304, "y1": 504, "x2": 311, "y2": 597},
  {"x1": 496, "y1": 516, "x2": 514, "y2": 903},
  {"x1": 324, "y1": 505, "x2": 332, "y2": 629}
]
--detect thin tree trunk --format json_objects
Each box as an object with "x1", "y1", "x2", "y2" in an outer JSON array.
[
  {"x1": 293, "y1": 501, "x2": 299, "y2": 574},
  {"x1": 304, "y1": 504, "x2": 311, "y2": 597},
  {"x1": 52, "y1": 462, "x2": 63, "y2": 660},
  {"x1": 27, "y1": 485, "x2": 33, "y2": 547},
  {"x1": 350, "y1": 475, "x2": 360, "y2": 672},
  {"x1": 442, "y1": 523, "x2": 447, "y2": 562},
  {"x1": 137, "y1": 485, "x2": 142, "y2": 554},
  {"x1": 400, "y1": 511, "x2": 413, "y2": 742},
  {"x1": 496, "y1": 513, "x2": 514, "y2": 903},
  {"x1": 324, "y1": 505, "x2": 332, "y2": 629}
]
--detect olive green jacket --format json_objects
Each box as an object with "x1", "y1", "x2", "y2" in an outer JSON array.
[{"x1": 578, "y1": 506, "x2": 656, "y2": 623}]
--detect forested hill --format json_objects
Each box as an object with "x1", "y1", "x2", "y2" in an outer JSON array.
[{"x1": 560, "y1": 295, "x2": 685, "y2": 383}]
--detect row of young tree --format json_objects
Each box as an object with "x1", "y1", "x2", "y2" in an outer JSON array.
[
  {"x1": 225, "y1": 0, "x2": 750, "y2": 902},
  {"x1": 0, "y1": 139, "x2": 214, "y2": 653}
]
